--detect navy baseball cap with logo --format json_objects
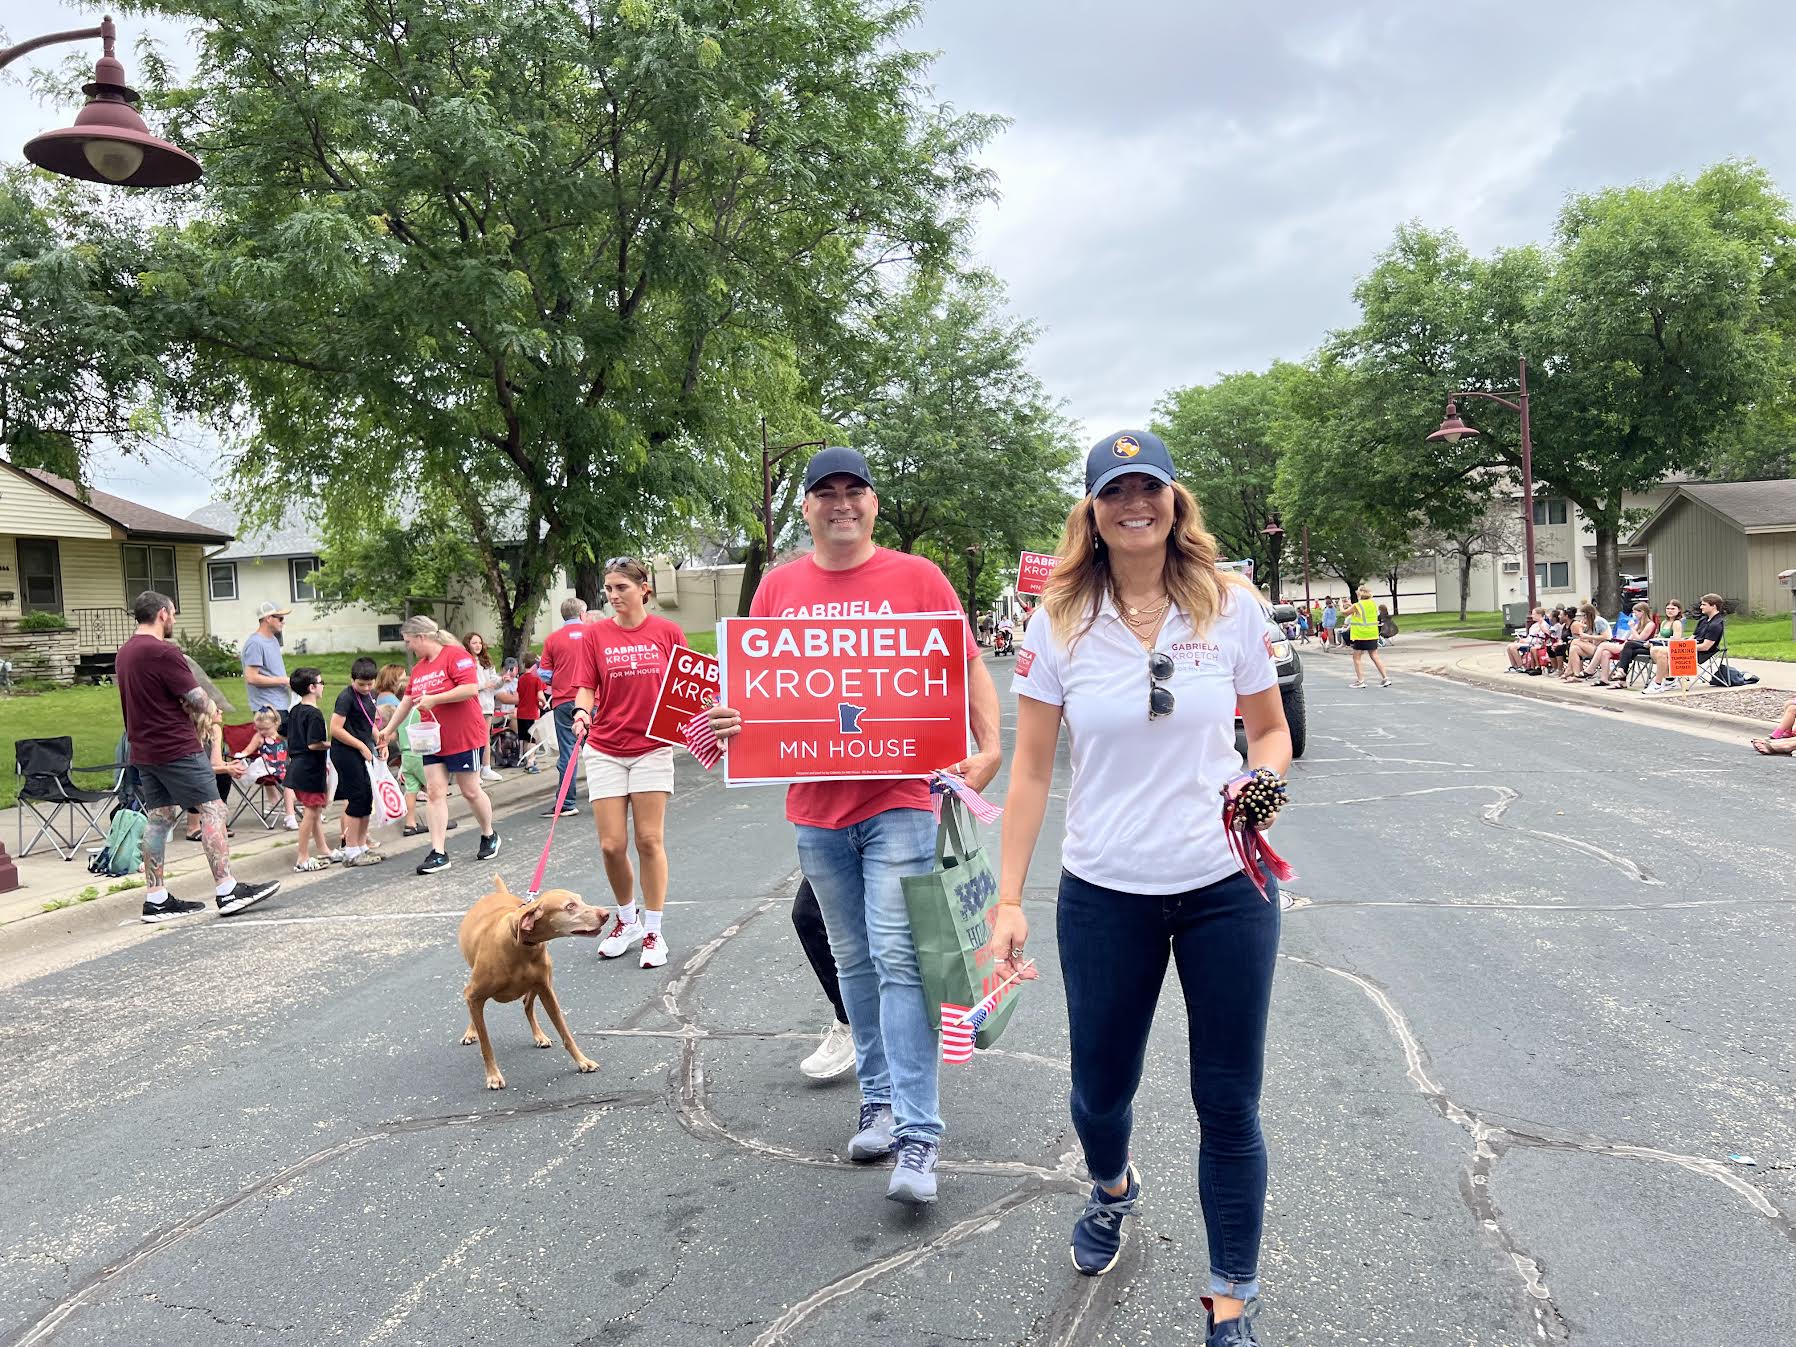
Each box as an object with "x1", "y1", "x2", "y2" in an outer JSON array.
[
  {"x1": 1086, "y1": 429, "x2": 1177, "y2": 496},
  {"x1": 802, "y1": 446, "x2": 875, "y2": 493}
]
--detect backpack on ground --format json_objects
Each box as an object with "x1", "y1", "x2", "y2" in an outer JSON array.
[
  {"x1": 87, "y1": 805, "x2": 147, "y2": 877},
  {"x1": 491, "y1": 727, "x2": 523, "y2": 770},
  {"x1": 1707, "y1": 663, "x2": 1758, "y2": 687}
]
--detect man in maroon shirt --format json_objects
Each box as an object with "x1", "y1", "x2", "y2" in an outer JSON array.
[
  {"x1": 536, "y1": 596, "x2": 593, "y2": 816},
  {"x1": 116, "y1": 591, "x2": 280, "y2": 923}
]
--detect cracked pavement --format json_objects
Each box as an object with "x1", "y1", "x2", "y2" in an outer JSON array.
[{"x1": 0, "y1": 659, "x2": 1792, "y2": 1345}]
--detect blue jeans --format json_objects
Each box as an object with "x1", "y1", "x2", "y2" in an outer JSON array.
[
  {"x1": 795, "y1": 808, "x2": 942, "y2": 1142},
  {"x1": 1058, "y1": 867, "x2": 1280, "y2": 1301},
  {"x1": 552, "y1": 703, "x2": 582, "y2": 803}
]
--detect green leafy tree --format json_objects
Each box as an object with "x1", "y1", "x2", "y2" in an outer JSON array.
[{"x1": 131, "y1": 0, "x2": 996, "y2": 655}]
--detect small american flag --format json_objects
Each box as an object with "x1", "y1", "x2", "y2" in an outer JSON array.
[
  {"x1": 930, "y1": 771, "x2": 1003, "y2": 825},
  {"x1": 939, "y1": 1003, "x2": 975, "y2": 1065},
  {"x1": 681, "y1": 709, "x2": 721, "y2": 770}
]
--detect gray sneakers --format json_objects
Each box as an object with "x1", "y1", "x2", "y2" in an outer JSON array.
[
  {"x1": 848, "y1": 1103, "x2": 895, "y2": 1161},
  {"x1": 886, "y1": 1137, "x2": 939, "y2": 1205}
]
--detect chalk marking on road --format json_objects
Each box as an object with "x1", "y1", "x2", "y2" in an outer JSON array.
[
  {"x1": 1284, "y1": 952, "x2": 1795, "y2": 1344},
  {"x1": 748, "y1": 1185, "x2": 1049, "y2": 1347},
  {"x1": 1298, "y1": 784, "x2": 1661, "y2": 885}
]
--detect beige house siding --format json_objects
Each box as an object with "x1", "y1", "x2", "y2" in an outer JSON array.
[
  {"x1": 1640, "y1": 499, "x2": 1747, "y2": 613},
  {"x1": 0, "y1": 474, "x2": 115, "y2": 540},
  {"x1": 208, "y1": 555, "x2": 404, "y2": 655},
  {"x1": 3, "y1": 536, "x2": 211, "y2": 652},
  {"x1": 1747, "y1": 533, "x2": 1796, "y2": 614}
]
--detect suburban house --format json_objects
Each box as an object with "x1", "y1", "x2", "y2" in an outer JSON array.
[
  {"x1": 189, "y1": 501, "x2": 746, "y2": 653},
  {"x1": 1433, "y1": 484, "x2": 1672, "y2": 614},
  {"x1": 1627, "y1": 480, "x2": 1796, "y2": 615},
  {"x1": 0, "y1": 460, "x2": 229, "y2": 675}
]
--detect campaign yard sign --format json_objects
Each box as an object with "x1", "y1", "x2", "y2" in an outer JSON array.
[
  {"x1": 1015, "y1": 550, "x2": 1057, "y2": 597},
  {"x1": 718, "y1": 614, "x2": 969, "y2": 784},
  {"x1": 646, "y1": 647, "x2": 721, "y2": 747}
]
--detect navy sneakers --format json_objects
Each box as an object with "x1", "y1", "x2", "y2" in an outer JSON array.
[
  {"x1": 1070, "y1": 1163, "x2": 1141, "y2": 1275},
  {"x1": 1204, "y1": 1297, "x2": 1262, "y2": 1345}
]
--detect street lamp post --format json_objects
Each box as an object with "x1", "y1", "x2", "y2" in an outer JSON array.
[
  {"x1": 1428, "y1": 356, "x2": 1537, "y2": 611},
  {"x1": 5, "y1": 15, "x2": 201, "y2": 187},
  {"x1": 760, "y1": 418, "x2": 827, "y2": 565},
  {"x1": 1260, "y1": 513, "x2": 1285, "y2": 602}
]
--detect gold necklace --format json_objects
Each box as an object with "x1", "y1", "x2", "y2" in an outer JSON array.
[{"x1": 1118, "y1": 592, "x2": 1168, "y2": 620}]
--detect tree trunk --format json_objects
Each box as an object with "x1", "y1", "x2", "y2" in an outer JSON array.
[
  {"x1": 1458, "y1": 550, "x2": 1472, "y2": 622},
  {"x1": 1592, "y1": 523, "x2": 1621, "y2": 617},
  {"x1": 737, "y1": 538, "x2": 766, "y2": 617},
  {"x1": 574, "y1": 560, "x2": 604, "y2": 613},
  {"x1": 1387, "y1": 567, "x2": 1400, "y2": 616}
]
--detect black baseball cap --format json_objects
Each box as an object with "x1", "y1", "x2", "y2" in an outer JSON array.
[
  {"x1": 802, "y1": 446, "x2": 874, "y2": 493},
  {"x1": 1085, "y1": 429, "x2": 1177, "y2": 496}
]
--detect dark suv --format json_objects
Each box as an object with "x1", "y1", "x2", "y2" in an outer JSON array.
[{"x1": 1235, "y1": 603, "x2": 1307, "y2": 759}]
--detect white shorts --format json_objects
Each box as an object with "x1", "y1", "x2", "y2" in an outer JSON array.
[{"x1": 582, "y1": 745, "x2": 676, "y2": 800}]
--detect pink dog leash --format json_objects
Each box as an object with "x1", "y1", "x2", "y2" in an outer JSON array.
[{"x1": 523, "y1": 725, "x2": 587, "y2": 901}]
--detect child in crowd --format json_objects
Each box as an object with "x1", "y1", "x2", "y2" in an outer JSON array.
[
  {"x1": 285, "y1": 667, "x2": 334, "y2": 871},
  {"x1": 516, "y1": 654, "x2": 546, "y2": 774},
  {"x1": 328, "y1": 657, "x2": 385, "y2": 866},
  {"x1": 375, "y1": 663, "x2": 423, "y2": 833},
  {"x1": 247, "y1": 707, "x2": 297, "y2": 828}
]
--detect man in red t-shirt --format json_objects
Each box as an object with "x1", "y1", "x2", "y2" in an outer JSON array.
[
  {"x1": 537, "y1": 597, "x2": 594, "y2": 816},
  {"x1": 115, "y1": 590, "x2": 281, "y2": 923},
  {"x1": 379, "y1": 616, "x2": 499, "y2": 875},
  {"x1": 710, "y1": 447, "x2": 1000, "y2": 1206}
]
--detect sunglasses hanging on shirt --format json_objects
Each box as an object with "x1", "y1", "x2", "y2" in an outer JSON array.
[{"x1": 1148, "y1": 650, "x2": 1175, "y2": 720}]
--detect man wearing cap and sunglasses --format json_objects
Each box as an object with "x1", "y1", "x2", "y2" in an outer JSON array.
[
  {"x1": 707, "y1": 446, "x2": 1002, "y2": 1206},
  {"x1": 988, "y1": 430, "x2": 1291, "y2": 1346}
]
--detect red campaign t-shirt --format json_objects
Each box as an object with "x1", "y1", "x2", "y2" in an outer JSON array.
[
  {"x1": 516, "y1": 670, "x2": 546, "y2": 721},
  {"x1": 538, "y1": 619, "x2": 598, "y2": 708},
  {"x1": 750, "y1": 548, "x2": 977, "y2": 829},
  {"x1": 408, "y1": 644, "x2": 487, "y2": 755},
  {"x1": 582, "y1": 614, "x2": 689, "y2": 758}
]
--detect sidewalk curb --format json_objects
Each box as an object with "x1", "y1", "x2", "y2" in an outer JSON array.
[
  {"x1": 1429, "y1": 662, "x2": 1778, "y2": 737},
  {"x1": 0, "y1": 769, "x2": 560, "y2": 932}
]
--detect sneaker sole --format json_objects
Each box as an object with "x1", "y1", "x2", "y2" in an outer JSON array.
[
  {"x1": 217, "y1": 883, "x2": 278, "y2": 916},
  {"x1": 886, "y1": 1179, "x2": 937, "y2": 1205},
  {"x1": 848, "y1": 1138, "x2": 896, "y2": 1163},
  {"x1": 140, "y1": 907, "x2": 201, "y2": 924},
  {"x1": 417, "y1": 861, "x2": 452, "y2": 875},
  {"x1": 801, "y1": 1052, "x2": 857, "y2": 1081}
]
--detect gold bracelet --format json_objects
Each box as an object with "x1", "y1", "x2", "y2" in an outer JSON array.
[{"x1": 997, "y1": 897, "x2": 1024, "y2": 907}]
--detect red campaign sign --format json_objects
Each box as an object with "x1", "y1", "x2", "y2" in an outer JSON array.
[
  {"x1": 645, "y1": 646, "x2": 721, "y2": 747},
  {"x1": 719, "y1": 614, "x2": 969, "y2": 784},
  {"x1": 1016, "y1": 550, "x2": 1057, "y2": 597}
]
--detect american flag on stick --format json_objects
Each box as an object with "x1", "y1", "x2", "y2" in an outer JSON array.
[
  {"x1": 681, "y1": 709, "x2": 721, "y2": 770},
  {"x1": 939, "y1": 1003, "x2": 975, "y2": 1065}
]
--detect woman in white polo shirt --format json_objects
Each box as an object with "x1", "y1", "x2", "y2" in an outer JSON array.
[{"x1": 990, "y1": 429, "x2": 1292, "y2": 1347}]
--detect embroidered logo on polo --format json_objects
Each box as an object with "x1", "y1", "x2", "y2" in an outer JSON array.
[{"x1": 1112, "y1": 435, "x2": 1141, "y2": 458}]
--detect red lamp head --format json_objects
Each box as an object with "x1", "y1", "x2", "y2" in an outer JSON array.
[{"x1": 1427, "y1": 400, "x2": 1479, "y2": 445}]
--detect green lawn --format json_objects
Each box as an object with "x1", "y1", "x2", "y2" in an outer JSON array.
[
  {"x1": 1716, "y1": 614, "x2": 1796, "y2": 662},
  {"x1": 2, "y1": 633, "x2": 722, "y2": 809},
  {"x1": 1387, "y1": 609, "x2": 1506, "y2": 640}
]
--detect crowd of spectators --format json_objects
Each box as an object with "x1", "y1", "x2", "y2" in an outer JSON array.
[{"x1": 1502, "y1": 593, "x2": 1730, "y2": 695}]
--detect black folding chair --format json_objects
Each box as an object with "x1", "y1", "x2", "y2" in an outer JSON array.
[{"x1": 13, "y1": 736, "x2": 124, "y2": 861}]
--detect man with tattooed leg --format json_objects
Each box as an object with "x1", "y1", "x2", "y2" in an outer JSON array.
[{"x1": 115, "y1": 590, "x2": 281, "y2": 923}]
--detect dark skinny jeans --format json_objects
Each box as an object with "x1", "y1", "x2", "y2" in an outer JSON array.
[{"x1": 1058, "y1": 867, "x2": 1280, "y2": 1301}]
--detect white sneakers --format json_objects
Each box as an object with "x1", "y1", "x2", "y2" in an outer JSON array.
[
  {"x1": 598, "y1": 916, "x2": 646, "y2": 960},
  {"x1": 480, "y1": 766, "x2": 503, "y2": 782},
  {"x1": 801, "y1": 1020, "x2": 857, "y2": 1080},
  {"x1": 639, "y1": 932, "x2": 668, "y2": 968}
]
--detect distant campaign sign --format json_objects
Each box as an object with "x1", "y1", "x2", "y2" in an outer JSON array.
[
  {"x1": 1015, "y1": 550, "x2": 1057, "y2": 597},
  {"x1": 718, "y1": 614, "x2": 970, "y2": 784},
  {"x1": 646, "y1": 647, "x2": 721, "y2": 748}
]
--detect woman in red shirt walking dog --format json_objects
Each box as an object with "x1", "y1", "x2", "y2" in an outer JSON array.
[{"x1": 572, "y1": 557, "x2": 690, "y2": 970}]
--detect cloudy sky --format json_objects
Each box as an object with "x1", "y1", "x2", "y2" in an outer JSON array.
[{"x1": 6, "y1": 0, "x2": 1796, "y2": 515}]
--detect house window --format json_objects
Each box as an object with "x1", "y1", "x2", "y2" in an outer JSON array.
[
  {"x1": 1531, "y1": 498, "x2": 1569, "y2": 526},
  {"x1": 123, "y1": 544, "x2": 178, "y2": 609},
  {"x1": 289, "y1": 556, "x2": 322, "y2": 603},
  {"x1": 377, "y1": 623, "x2": 403, "y2": 642},
  {"x1": 208, "y1": 561, "x2": 238, "y2": 601},
  {"x1": 1535, "y1": 561, "x2": 1571, "y2": 589},
  {"x1": 17, "y1": 538, "x2": 62, "y2": 613}
]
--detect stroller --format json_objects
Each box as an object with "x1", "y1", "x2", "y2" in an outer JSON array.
[{"x1": 993, "y1": 627, "x2": 1015, "y2": 656}]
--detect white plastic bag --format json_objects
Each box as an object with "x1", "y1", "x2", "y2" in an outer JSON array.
[{"x1": 369, "y1": 757, "x2": 407, "y2": 827}]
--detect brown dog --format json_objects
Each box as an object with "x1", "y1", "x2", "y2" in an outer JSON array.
[{"x1": 458, "y1": 876, "x2": 610, "y2": 1090}]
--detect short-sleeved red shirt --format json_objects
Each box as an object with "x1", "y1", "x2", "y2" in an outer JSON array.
[
  {"x1": 539, "y1": 619, "x2": 597, "y2": 708},
  {"x1": 408, "y1": 644, "x2": 486, "y2": 756},
  {"x1": 751, "y1": 548, "x2": 977, "y2": 829},
  {"x1": 579, "y1": 614, "x2": 689, "y2": 757},
  {"x1": 516, "y1": 670, "x2": 546, "y2": 721}
]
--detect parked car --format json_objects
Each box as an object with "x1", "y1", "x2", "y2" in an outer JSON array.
[
  {"x1": 1621, "y1": 574, "x2": 1649, "y2": 604},
  {"x1": 1236, "y1": 603, "x2": 1306, "y2": 760}
]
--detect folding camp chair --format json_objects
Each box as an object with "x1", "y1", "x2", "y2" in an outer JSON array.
[
  {"x1": 13, "y1": 736, "x2": 124, "y2": 861},
  {"x1": 221, "y1": 722, "x2": 284, "y2": 830}
]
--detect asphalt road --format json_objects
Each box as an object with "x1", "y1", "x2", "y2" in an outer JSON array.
[{"x1": 1, "y1": 654, "x2": 1792, "y2": 1346}]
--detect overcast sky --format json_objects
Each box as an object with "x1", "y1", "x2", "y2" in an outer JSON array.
[{"x1": 6, "y1": 0, "x2": 1796, "y2": 516}]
